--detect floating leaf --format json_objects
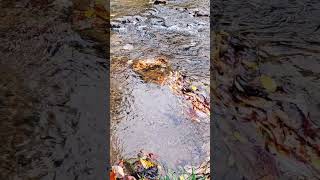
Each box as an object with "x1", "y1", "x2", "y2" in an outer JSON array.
[
  {"x1": 260, "y1": 75, "x2": 277, "y2": 92},
  {"x1": 140, "y1": 158, "x2": 155, "y2": 169},
  {"x1": 191, "y1": 85, "x2": 197, "y2": 91}
]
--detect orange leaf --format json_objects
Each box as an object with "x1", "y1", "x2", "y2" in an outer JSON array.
[{"x1": 110, "y1": 171, "x2": 116, "y2": 180}]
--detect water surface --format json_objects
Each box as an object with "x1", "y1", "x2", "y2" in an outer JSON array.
[{"x1": 110, "y1": 0, "x2": 210, "y2": 171}]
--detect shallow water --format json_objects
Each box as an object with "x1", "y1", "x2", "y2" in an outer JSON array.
[{"x1": 110, "y1": 0, "x2": 210, "y2": 171}]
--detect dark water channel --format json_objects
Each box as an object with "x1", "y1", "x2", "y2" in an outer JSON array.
[
  {"x1": 212, "y1": 0, "x2": 320, "y2": 179},
  {"x1": 0, "y1": 0, "x2": 108, "y2": 179}
]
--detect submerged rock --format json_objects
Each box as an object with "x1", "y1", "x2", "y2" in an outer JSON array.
[{"x1": 132, "y1": 57, "x2": 172, "y2": 85}]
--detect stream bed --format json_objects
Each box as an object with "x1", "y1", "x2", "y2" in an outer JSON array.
[{"x1": 110, "y1": 0, "x2": 210, "y2": 172}]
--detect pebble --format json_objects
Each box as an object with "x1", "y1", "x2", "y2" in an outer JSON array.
[{"x1": 123, "y1": 44, "x2": 134, "y2": 50}]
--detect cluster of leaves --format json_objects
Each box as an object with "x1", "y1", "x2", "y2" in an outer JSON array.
[{"x1": 110, "y1": 150, "x2": 209, "y2": 180}]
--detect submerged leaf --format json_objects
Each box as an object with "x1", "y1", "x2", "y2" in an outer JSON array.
[
  {"x1": 84, "y1": 8, "x2": 96, "y2": 18},
  {"x1": 242, "y1": 61, "x2": 259, "y2": 70},
  {"x1": 312, "y1": 157, "x2": 320, "y2": 169},
  {"x1": 260, "y1": 75, "x2": 277, "y2": 92},
  {"x1": 227, "y1": 155, "x2": 235, "y2": 167},
  {"x1": 233, "y1": 131, "x2": 247, "y2": 143},
  {"x1": 95, "y1": 0, "x2": 105, "y2": 5}
]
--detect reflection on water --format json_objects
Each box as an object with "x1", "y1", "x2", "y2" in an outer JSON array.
[
  {"x1": 110, "y1": 0, "x2": 210, "y2": 172},
  {"x1": 212, "y1": 0, "x2": 320, "y2": 179}
]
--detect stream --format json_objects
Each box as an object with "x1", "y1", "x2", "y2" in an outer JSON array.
[
  {"x1": 110, "y1": 0, "x2": 210, "y2": 172},
  {"x1": 1, "y1": 0, "x2": 320, "y2": 179}
]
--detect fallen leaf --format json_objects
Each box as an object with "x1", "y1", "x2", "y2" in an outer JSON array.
[
  {"x1": 140, "y1": 158, "x2": 155, "y2": 169},
  {"x1": 191, "y1": 85, "x2": 197, "y2": 91},
  {"x1": 112, "y1": 165, "x2": 125, "y2": 178},
  {"x1": 260, "y1": 75, "x2": 277, "y2": 92},
  {"x1": 110, "y1": 171, "x2": 116, "y2": 180}
]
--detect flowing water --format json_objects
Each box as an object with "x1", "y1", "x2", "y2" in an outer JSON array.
[
  {"x1": 2, "y1": 0, "x2": 320, "y2": 179},
  {"x1": 212, "y1": 0, "x2": 320, "y2": 179},
  {"x1": 110, "y1": 0, "x2": 210, "y2": 172},
  {"x1": 0, "y1": 0, "x2": 108, "y2": 179}
]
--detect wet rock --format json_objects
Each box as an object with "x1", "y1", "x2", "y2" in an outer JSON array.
[
  {"x1": 132, "y1": 57, "x2": 172, "y2": 85},
  {"x1": 154, "y1": 0, "x2": 167, "y2": 5},
  {"x1": 123, "y1": 44, "x2": 134, "y2": 51},
  {"x1": 111, "y1": 22, "x2": 121, "y2": 29},
  {"x1": 189, "y1": 9, "x2": 210, "y2": 17}
]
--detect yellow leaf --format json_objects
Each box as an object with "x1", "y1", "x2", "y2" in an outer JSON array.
[
  {"x1": 84, "y1": 8, "x2": 95, "y2": 18},
  {"x1": 140, "y1": 159, "x2": 155, "y2": 169},
  {"x1": 260, "y1": 75, "x2": 277, "y2": 92},
  {"x1": 191, "y1": 85, "x2": 197, "y2": 91},
  {"x1": 110, "y1": 171, "x2": 116, "y2": 180},
  {"x1": 179, "y1": 175, "x2": 185, "y2": 180}
]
